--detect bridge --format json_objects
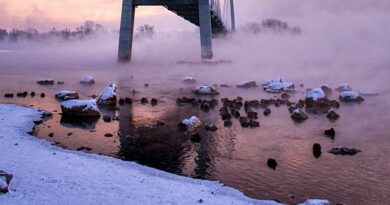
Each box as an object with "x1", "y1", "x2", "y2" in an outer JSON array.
[{"x1": 118, "y1": 0, "x2": 235, "y2": 62}]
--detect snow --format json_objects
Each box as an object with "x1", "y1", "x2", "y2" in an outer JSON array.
[
  {"x1": 79, "y1": 75, "x2": 95, "y2": 84},
  {"x1": 306, "y1": 88, "x2": 326, "y2": 101},
  {"x1": 98, "y1": 83, "x2": 117, "y2": 101},
  {"x1": 61, "y1": 99, "x2": 99, "y2": 112},
  {"x1": 263, "y1": 78, "x2": 295, "y2": 93},
  {"x1": 182, "y1": 116, "x2": 202, "y2": 127},
  {"x1": 183, "y1": 76, "x2": 196, "y2": 82},
  {"x1": 0, "y1": 104, "x2": 284, "y2": 205},
  {"x1": 0, "y1": 176, "x2": 7, "y2": 190},
  {"x1": 297, "y1": 199, "x2": 329, "y2": 205},
  {"x1": 339, "y1": 91, "x2": 360, "y2": 99}
]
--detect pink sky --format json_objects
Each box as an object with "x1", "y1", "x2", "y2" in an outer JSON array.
[{"x1": 1, "y1": 0, "x2": 390, "y2": 31}]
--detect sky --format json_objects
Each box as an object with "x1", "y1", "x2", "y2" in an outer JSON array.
[{"x1": 1, "y1": 0, "x2": 390, "y2": 31}]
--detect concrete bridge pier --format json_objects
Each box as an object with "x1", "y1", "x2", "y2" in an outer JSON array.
[
  {"x1": 198, "y1": 0, "x2": 213, "y2": 59},
  {"x1": 118, "y1": 0, "x2": 135, "y2": 62}
]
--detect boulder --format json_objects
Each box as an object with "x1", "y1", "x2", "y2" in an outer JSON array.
[
  {"x1": 55, "y1": 90, "x2": 79, "y2": 101},
  {"x1": 328, "y1": 146, "x2": 361, "y2": 155},
  {"x1": 263, "y1": 78, "x2": 295, "y2": 93},
  {"x1": 192, "y1": 85, "x2": 219, "y2": 95},
  {"x1": 0, "y1": 171, "x2": 13, "y2": 193},
  {"x1": 61, "y1": 99, "x2": 100, "y2": 117},
  {"x1": 97, "y1": 83, "x2": 117, "y2": 105},
  {"x1": 79, "y1": 75, "x2": 95, "y2": 84},
  {"x1": 339, "y1": 91, "x2": 364, "y2": 102},
  {"x1": 237, "y1": 81, "x2": 257, "y2": 88},
  {"x1": 37, "y1": 78, "x2": 54, "y2": 85},
  {"x1": 291, "y1": 108, "x2": 309, "y2": 122}
]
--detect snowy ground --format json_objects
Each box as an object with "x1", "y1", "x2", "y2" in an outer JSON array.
[{"x1": 0, "y1": 104, "x2": 282, "y2": 205}]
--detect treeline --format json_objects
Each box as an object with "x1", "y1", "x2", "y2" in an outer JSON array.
[
  {"x1": 0, "y1": 21, "x2": 109, "y2": 42},
  {"x1": 0, "y1": 21, "x2": 155, "y2": 43}
]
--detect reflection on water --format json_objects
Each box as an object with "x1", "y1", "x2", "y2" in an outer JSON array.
[{"x1": 0, "y1": 59, "x2": 390, "y2": 205}]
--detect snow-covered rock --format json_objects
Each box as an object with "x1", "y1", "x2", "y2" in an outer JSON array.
[
  {"x1": 339, "y1": 91, "x2": 364, "y2": 102},
  {"x1": 0, "y1": 171, "x2": 13, "y2": 193},
  {"x1": 61, "y1": 99, "x2": 100, "y2": 117},
  {"x1": 237, "y1": 81, "x2": 258, "y2": 88},
  {"x1": 306, "y1": 88, "x2": 326, "y2": 101},
  {"x1": 328, "y1": 146, "x2": 361, "y2": 155},
  {"x1": 291, "y1": 108, "x2": 309, "y2": 122},
  {"x1": 192, "y1": 85, "x2": 219, "y2": 95},
  {"x1": 179, "y1": 116, "x2": 202, "y2": 132},
  {"x1": 182, "y1": 76, "x2": 196, "y2": 83},
  {"x1": 263, "y1": 78, "x2": 295, "y2": 93},
  {"x1": 97, "y1": 83, "x2": 117, "y2": 105},
  {"x1": 335, "y1": 83, "x2": 352, "y2": 92},
  {"x1": 36, "y1": 78, "x2": 54, "y2": 85},
  {"x1": 55, "y1": 90, "x2": 79, "y2": 101},
  {"x1": 298, "y1": 199, "x2": 330, "y2": 205},
  {"x1": 79, "y1": 75, "x2": 95, "y2": 84}
]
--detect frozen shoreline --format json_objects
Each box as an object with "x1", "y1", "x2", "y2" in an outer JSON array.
[{"x1": 0, "y1": 104, "x2": 282, "y2": 205}]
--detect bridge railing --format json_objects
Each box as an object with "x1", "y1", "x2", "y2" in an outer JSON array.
[{"x1": 210, "y1": 0, "x2": 235, "y2": 32}]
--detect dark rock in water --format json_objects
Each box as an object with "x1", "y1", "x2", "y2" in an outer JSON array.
[
  {"x1": 237, "y1": 81, "x2": 258, "y2": 88},
  {"x1": 157, "y1": 120, "x2": 165, "y2": 127},
  {"x1": 263, "y1": 108, "x2": 271, "y2": 116},
  {"x1": 267, "y1": 158, "x2": 277, "y2": 170},
  {"x1": 151, "y1": 98, "x2": 158, "y2": 106},
  {"x1": 231, "y1": 108, "x2": 240, "y2": 119},
  {"x1": 247, "y1": 111, "x2": 258, "y2": 120},
  {"x1": 321, "y1": 85, "x2": 333, "y2": 97},
  {"x1": 328, "y1": 146, "x2": 361, "y2": 155},
  {"x1": 177, "y1": 97, "x2": 196, "y2": 105},
  {"x1": 239, "y1": 117, "x2": 249, "y2": 128},
  {"x1": 40, "y1": 93, "x2": 46, "y2": 98},
  {"x1": 4, "y1": 93, "x2": 14, "y2": 98},
  {"x1": 281, "y1": 92, "x2": 290, "y2": 99},
  {"x1": 200, "y1": 102, "x2": 210, "y2": 112},
  {"x1": 291, "y1": 109, "x2": 309, "y2": 122},
  {"x1": 224, "y1": 120, "x2": 233, "y2": 127},
  {"x1": 41, "y1": 111, "x2": 53, "y2": 119},
  {"x1": 313, "y1": 143, "x2": 322, "y2": 158},
  {"x1": 0, "y1": 171, "x2": 13, "y2": 193},
  {"x1": 144, "y1": 83, "x2": 149, "y2": 87},
  {"x1": 220, "y1": 84, "x2": 232, "y2": 88},
  {"x1": 67, "y1": 132, "x2": 73, "y2": 136},
  {"x1": 205, "y1": 124, "x2": 218, "y2": 132},
  {"x1": 57, "y1": 81, "x2": 65, "y2": 85},
  {"x1": 104, "y1": 133, "x2": 114, "y2": 137},
  {"x1": 34, "y1": 120, "x2": 43, "y2": 125},
  {"x1": 141, "y1": 97, "x2": 148, "y2": 104},
  {"x1": 219, "y1": 107, "x2": 231, "y2": 120},
  {"x1": 125, "y1": 97, "x2": 133, "y2": 105},
  {"x1": 37, "y1": 79, "x2": 55, "y2": 85},
  {"x1": 76, "y1": 146, "x2": 92, "y2": 151},
  {"x1": 30, "y1": 92, "x2": 36, "y2": 97},
  {"x1": 17, "y1": 92, "x2": 28, "y2": 98},
  {"x1": 248, "y1": 120, "x2": 260, "y2": 128},
  {"x1": 191, "y1": 133, "x2": 201, "y2": 143},
  {"x1": 103, "y1": 114, "x2": 111, "y2": 122},
  {"x1": 48, "y1": 132, "x2": 54, "y2": 138},
  {"x1": 118, "y1": 98, "x2": 125, "y2": 105},
  {"x1": 245, "y1": 100, "x2": 260, "y2": 109},
  {"x1": 324, "y1": 128, "x2": 336, "y2": 139}
]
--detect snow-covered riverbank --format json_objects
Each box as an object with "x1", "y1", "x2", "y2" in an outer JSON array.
[
  {"x1": 0, "y1": 104, "x2": 279, "y2": 205},
  {"x1": 0, "y1": 104, "x2": 328, "y2": 205}
]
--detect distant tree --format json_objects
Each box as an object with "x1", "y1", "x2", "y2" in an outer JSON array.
[
  {"x1": 0, "y1": 28, "x2": 8, "y2": 41},
  {"x1": 137, "y1": 24, "x2": 154, "y2": 39}
]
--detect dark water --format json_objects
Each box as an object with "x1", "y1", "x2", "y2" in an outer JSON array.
[{"x1": 1, "y1": 48, "x2": 390, "y2": 205}]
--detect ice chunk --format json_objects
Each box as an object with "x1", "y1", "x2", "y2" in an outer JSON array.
[
  {"x1": 263, "y1": 78, "x2": 295, "y2": 93},
  {"x1": 182, "y1": 76, "x2": 196, "y2": 83},
  {"x1": 180, "y1": 116, "x2": 202, "y2": 132},
  {"x1": 192, "y1": 85, "x2": 219, "y2": 95}
]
